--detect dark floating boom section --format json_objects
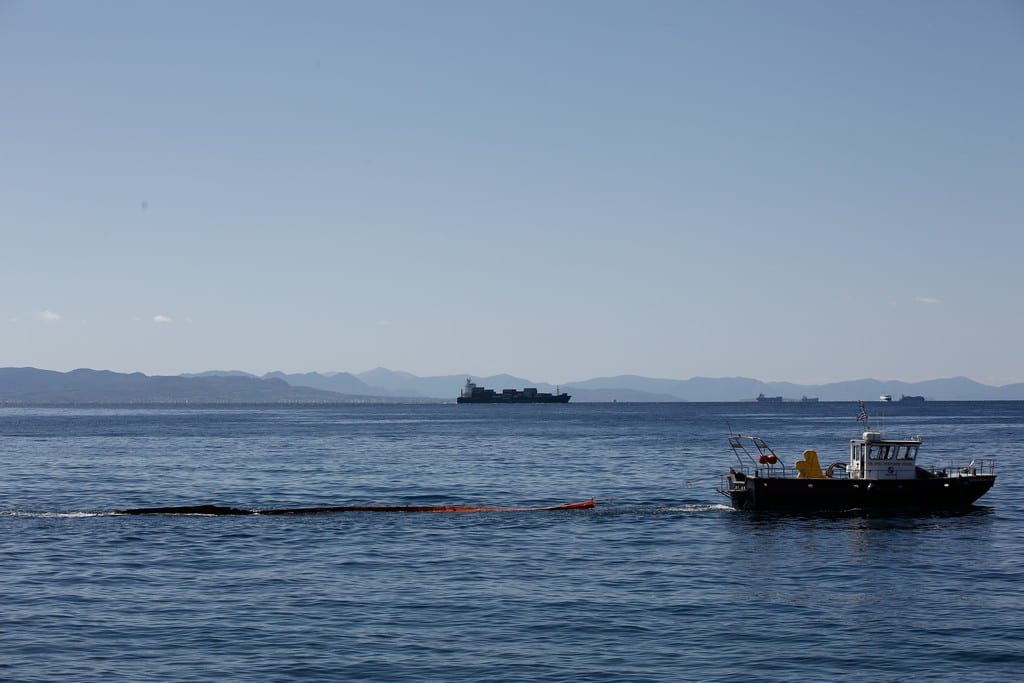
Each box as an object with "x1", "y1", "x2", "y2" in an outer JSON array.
[{"x1": 116, "y1": 499, "x2": 596, "y2": 516}]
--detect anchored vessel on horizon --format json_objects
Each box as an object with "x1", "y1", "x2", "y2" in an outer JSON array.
[
  {"x1": 457, "y1": 379, "x2": 571, "y2": 404},
  {"x1": 718, "y1": 404, "x2": 995, "y2": 511}
]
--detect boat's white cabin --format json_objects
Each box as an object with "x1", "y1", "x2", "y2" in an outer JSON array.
[
  {"x1": 849, "y1": 431, "x2": 921, "y2": 480},
  {"x1": 461, "y1": 379, "x2": 476, "y2": 398}
]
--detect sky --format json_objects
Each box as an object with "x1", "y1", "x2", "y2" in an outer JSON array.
[{"x1": 2, "y1": 1, "x2": 1022, "y2": 385}]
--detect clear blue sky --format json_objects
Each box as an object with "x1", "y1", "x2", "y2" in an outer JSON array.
[{"x1": 3, "y1": 1, "x2": 1022, "y2": 385}]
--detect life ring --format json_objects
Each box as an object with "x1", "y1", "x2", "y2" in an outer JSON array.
[{"x1": 887, "y1": 465, "x2": 895, "y2": 474}]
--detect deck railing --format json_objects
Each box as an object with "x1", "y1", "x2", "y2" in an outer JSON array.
[{"x1": 928, "y1": 458, "x2": 996, "y2": 477}]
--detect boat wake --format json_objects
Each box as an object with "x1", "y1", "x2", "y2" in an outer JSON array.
[
  {"x1": 662, "y1": 503, "x2": 734, "y2": 514},
  {"x1": 1, "y1": 510, "x2": 111, "y2": 519}
]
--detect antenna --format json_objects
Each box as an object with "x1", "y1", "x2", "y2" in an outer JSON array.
[{"x1": 856, "y1": 401, "x2": 870, "y2": 431}]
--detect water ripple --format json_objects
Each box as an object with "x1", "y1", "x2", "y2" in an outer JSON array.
[{"x1": 1, "y1": 402, "x2": 1022, "y2": 682}]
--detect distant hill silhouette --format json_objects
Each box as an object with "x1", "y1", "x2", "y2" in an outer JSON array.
[
  {"x1": 271, "y1": 369, "x2": 566, "y2": 400},
  {"x1": 182, "y1": 370, "x2": 258, "y2": 379},
  {"x1": 269, "y1": 369, "x2": 1024, "y2": 401},
  {"x1": 0, "y1": 368, "x2": 369, "y2": 403},
  {"x1": 562, "y1": 375, "x2": 1024, "y2": 402},
  {"x1": 262, "y1": 371, "x2": 376, "y2": 396},
  {"x1": 3, "y1": 367, "x2": 1023, "y2": 403},
  {"x1": 356, "y1": 367, "x2": 424, "y2": 394}
]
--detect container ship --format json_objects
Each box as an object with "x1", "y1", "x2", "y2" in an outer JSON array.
[{"x1": 457, "y1": 379, "x2": 571, "y2": 404}]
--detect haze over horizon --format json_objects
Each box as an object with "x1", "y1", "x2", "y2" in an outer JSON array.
[{"x1": 4, "y1": 2, "x2": 1022, "y2": 386}]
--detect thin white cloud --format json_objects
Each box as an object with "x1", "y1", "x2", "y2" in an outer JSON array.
[
  {"x1": 915, "y1": 296, "x2": 941, "y2": 305},
  {"x1": 153, "y1": 314, "x2": 173, "y2": 324},
  {"x1": 36, "y1": 310, "x2": 61, "y2": 323}
]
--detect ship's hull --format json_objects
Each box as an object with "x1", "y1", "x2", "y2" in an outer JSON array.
[
  {"x1": 727, "y1": 475, "x2": 996, "y2": 511},
  {"x1": 457, "y1": 394, "x2": 571, "y2": 404}
]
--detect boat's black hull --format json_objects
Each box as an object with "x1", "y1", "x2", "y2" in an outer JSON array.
[
  {"x1": 728, "y1": 475, "x2": 996, "y2": 511},
  {"x1": 457, "y1": 395, "x2": 571, "y2": 404}
]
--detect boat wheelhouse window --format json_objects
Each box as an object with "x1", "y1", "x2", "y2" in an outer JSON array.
[
  {"x1": 867, "y1": 445, "x2": 892, "y2": 460},
  {"x1": 897, "y1": 446, "x2": 918, "y2": 460},
  {"x1": 866, "y1": 443, "x2": 918, "y2": 460}
]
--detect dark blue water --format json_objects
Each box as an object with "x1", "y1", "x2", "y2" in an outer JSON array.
[{"x1": 2, "y1": 402, "x2": 1022, "y2": 682}]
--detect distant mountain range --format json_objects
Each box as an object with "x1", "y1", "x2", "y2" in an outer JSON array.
[
  {"x1": 0, "y1": 368, "x2": 343, "y2": 403},
  {"x1": 2, "y1": 367, "x2": 1023, "y2": 403},
  {"x1": 562, "y1": 375, "x2": 1024, "y2": 402}
]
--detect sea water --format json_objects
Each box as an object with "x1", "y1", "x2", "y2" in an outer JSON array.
[{"x1": 2, "y1": 402, "x2": 1022, "y2": 682}]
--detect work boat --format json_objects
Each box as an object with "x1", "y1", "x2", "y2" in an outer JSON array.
[{"x1": 719, "y1": 427, "x2": 996, "y2": 512}]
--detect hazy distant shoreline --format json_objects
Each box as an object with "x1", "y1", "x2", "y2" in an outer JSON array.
[{"x1": 2, "y1": 367, "x2": 1023, "y2": 404}]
